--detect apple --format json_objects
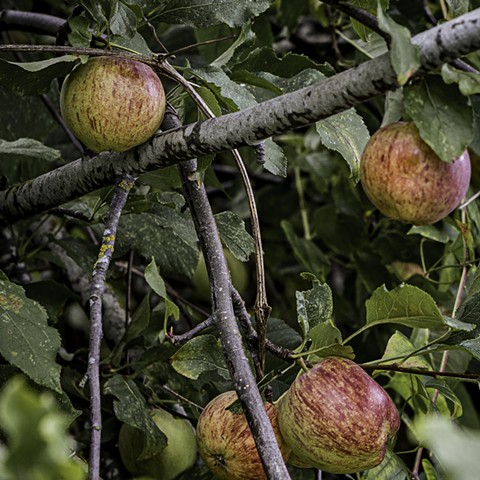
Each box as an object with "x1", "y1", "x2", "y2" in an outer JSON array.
[
  {"x1": 196, "y1": 390, "x2": 290, "y2": 480},
  {"x1": 360, "y1": 122, "x2": 471, "y2": 225},
  {"x1": 118, "y1": 407, "x2": 197, "y2": 480},
  {"x1": 277, "y1": 357, "x2": 400, "y2": 474},
  {"x1": 60, "y1": 56, "x2": 165, "y2": 152},
  {"x1": 193, "y1": 249, "x2": 249, "y2": 302}
]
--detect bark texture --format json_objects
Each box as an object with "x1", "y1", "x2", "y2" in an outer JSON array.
[{"x1": 1, "y1": 9, "x2": 479, "y2": 221}]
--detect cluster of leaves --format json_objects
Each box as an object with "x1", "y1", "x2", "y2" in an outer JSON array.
[{"x1": 1, "y1": 0, "x2": 480, "y2": 479}]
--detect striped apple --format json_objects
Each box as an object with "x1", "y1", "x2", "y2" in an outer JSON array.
[{"x1": 278, "y1": 357, "x2": 400, "y2": 474}]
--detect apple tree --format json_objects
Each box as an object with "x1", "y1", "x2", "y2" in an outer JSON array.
[{"x1": 0, "y1": 1, "x2": 479, "y2": 479}]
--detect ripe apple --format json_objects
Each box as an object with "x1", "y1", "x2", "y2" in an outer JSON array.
[
  {"x1": 196, "y1": 390, "x2": 290, "y2": 480},
  {"x1": 60, "y1": 56, "x2": 165, "y2": 152},
  {"x1": 118, "y1": 407, "x2": 197, "y2": 480},
  {"x1": 360, "y1": 122, "x2": 471, "y2": 225},
  {"x1": 277, "y1": 357, "x2": 400, "y2": 474}
]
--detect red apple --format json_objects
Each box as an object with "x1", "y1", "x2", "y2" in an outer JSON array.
[
  {"x1": 277, "y1": 357, "x2": 400, "y2": 474},
  {"x1": 360, "y1": 122, "x2": 471, "y2": 225},
  {"x1": 60, "y1": 56, "x2": 165, "y2": 152},
  {"x1": 196, "y1": 390, "x2": 290, "y2": 480}
]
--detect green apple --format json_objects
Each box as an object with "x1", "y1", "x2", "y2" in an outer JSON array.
[
  {"x1": 118, "y1": 407, "x2": 197, "y2": 480},
  {"x1": 60, "y1": 56, "x2": 165, "y2": 152},
  {"x1": 196, "y1": 390, "x2": 290, "y2": 480},
  {"x1": 360, "y1": 122, "x2": 471, "y2": 225},
  {"x1": 278, "y1": 357, "x2": 400, "y2": 474},
  {"x1": 193, "y1": 249, "x2": 249, "y2": 302}
]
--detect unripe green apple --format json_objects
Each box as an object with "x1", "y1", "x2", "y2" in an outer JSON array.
[
  {"x1": 196, "y1": 390, "x2": 290, "y2": 480},
  {"x1": 193, "y1": 249, "x2": 249, "y2": 302},
  {"x1": 278, "y1": 357, "x2": 400, "y2": 474},
  {"x1": 118, "y1": 407, "x2": 197, "y2": 480},
  {"x1": 60, "y1": 56, "x2": 165, "y2": 152},
  {"x1": 360, "y1": 122, "x2": 471, "y2": 225}
]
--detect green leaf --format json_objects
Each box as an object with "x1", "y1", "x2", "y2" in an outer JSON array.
[
  {"x1": 295, "y1": 272, "x2": 333, "y2": 336},
  {"x1": 215, "y1": 211, "x2": 255, "y2": 262},
  {"x1": 265, "y1": 318, "x2": 302, "y2": 351},
  {"x1": 262, "y1": 138, "x2": 288, "y2": 178},
  {"x1": 155, "y1": 0, "x2": 271, "y2": 28},
  {"x1": 281, "y1": 221, "x2": 330, "y2": 282},
  {"x1": 109, "y1": 2, "x2": 137, "y2": 38},
  {"x1": 441, "y1": 64, "x2": 480, "y2": 96},
  {"x1": 445, "y1": 0, "x2": 470, "y2": 18},
  {"x1": 407, "y1": 225, "x2": 451, "y2": 244},
  {"x1": 125, "y1": 293, "x2": 151, "y2": 342},
  {"x1": 404, "y1": 76, "x2": 473, "y2": 162},
  {"x1": 117, "y1": 211, "x2": 199, "y2": 278},
  {"x1": 144, "y1": 258, "x2": 180, "y2": 326},
  {"x1": 365, "y1": 284, "x2": 446, "y2": 330},
  {"x1": 316, "y1": 107, "x2": 370, "y2": 182},
  {"x1": 233, "y1": 47, "x2": 334, "y2": 78},
  {"x1": 443, "y1": 292, "x2": 480, "y2": 360},
  {"x1": 104, "y1": 375, "x2": 167, "y2": 460},
  {"x1": 0, "y1": 138, "x2": 61, "y2": 162},
  {"x1": 349, "y1": 0, "x2": 389, "y2": 41},
  {"x1": 422, "y1": 458, "x2": 439, "y2": 480},
  {"x1": 0, "y1": 87, "x2": 58, "y2": 143},
  {"x1": 381, "y1": 331, "x2": 432, "y2": 369},
  {"x1": 377, "y1": 6, "x2": 420, "y2": 85},
  {"x1": 0, "y1": 56, "x2": 80, "y2": 96},
  {"x1": 208, "y1": 23, "x2": 256, "y2": 68},
  {"x1": 0, "y1": 278, "x2": 62, "y2": 393},
  {"x1": 382, "y1": 89, "x2": 404, "y2": 127},
  {"x1": 0, "y1": 376, "x2": 86, "y2": 480},
  {"x1": 195, "y1": 86, "x2": 223, "y2": 117},
  {"x1": 170, "y1": 335, "x2": 230, "y2": 380},
  {"x1": 363, "y1": 448, "x2": 409, "y2": 480},
  {"x1": 415, "y1": 415, "x2": 480, "y2": 480},
  {"x1": 191, "y1": 65, "x2": 257, "y2": 111},
  {"x1": 307, "y1": 322, "x2": 354, "y2": 361}
]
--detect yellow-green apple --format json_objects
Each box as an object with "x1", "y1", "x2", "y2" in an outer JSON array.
[
  {"x1": 60, "y1": 56, "x2": 165, "y2": 152},
  {"x1": 118, "y1": 407, "x2": 197, "y2": 480},
  {"x1": 360, "y1": 122, "x2": 470, "y2": 225},
  {"x1": 196, "y1": 390, "x2": 290, "y2": 480},
  {"x1": 278, "y1": 357, "x2": 400, "y2": 474}
]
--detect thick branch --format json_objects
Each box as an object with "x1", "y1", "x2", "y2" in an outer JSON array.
[
  {"x1": 1, "y1": 9, "x2": 480, "y2": 222},
  {"x1": 168, "y1": 109, "x2": 290, "y2": 479},
  {"x1": 0, "y1": 10, "x2": 65, "y2": 36}
]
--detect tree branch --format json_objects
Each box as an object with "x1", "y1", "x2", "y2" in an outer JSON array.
[
  {"x1": 87, "y1": 175, "x2": 135, "y2": 480},
  {"x1": 0, "y1": 10, "x2": 65, "y2": 36},
  {"x1": 1, "y1": 9, "x2": 480, "y2": 222},
  {"x1": 167, "y1": 109, "x2": 290, "y2": 479}
]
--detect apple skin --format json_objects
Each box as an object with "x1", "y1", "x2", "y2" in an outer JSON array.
[
  {"x1": 196, "y1": 390, "x2": 290, "y2": 480},
  {"x1": 60, "y1": 56, "x2": 165, "y2": 153},
  {"x1": 360, "y1": 122, "x2": 471, "y2": 225},
  {"x1": 118, "y1": 407, "x2": 197, "y2": 480},
  {"x1": 277, "y1": 357, "x2": 400, "y2": 474}
]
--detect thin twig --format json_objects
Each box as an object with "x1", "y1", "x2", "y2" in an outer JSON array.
[
  {"x1": 88, "y1": 175, "x2": 135, "y2": 480},
  {"x1": 412, "y1": 208, "x2": 471, "y2": 478},
  {"x1": 361, "y1": 363, "x2": 478, "y2": 380},
  {"x1": 167, "y1": 317, "x2": 215, "y2": 346}
]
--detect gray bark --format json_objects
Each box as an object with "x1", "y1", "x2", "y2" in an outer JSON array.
[{"x1": 1, "y1": 8, "x2": 480, "y2": 222}]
